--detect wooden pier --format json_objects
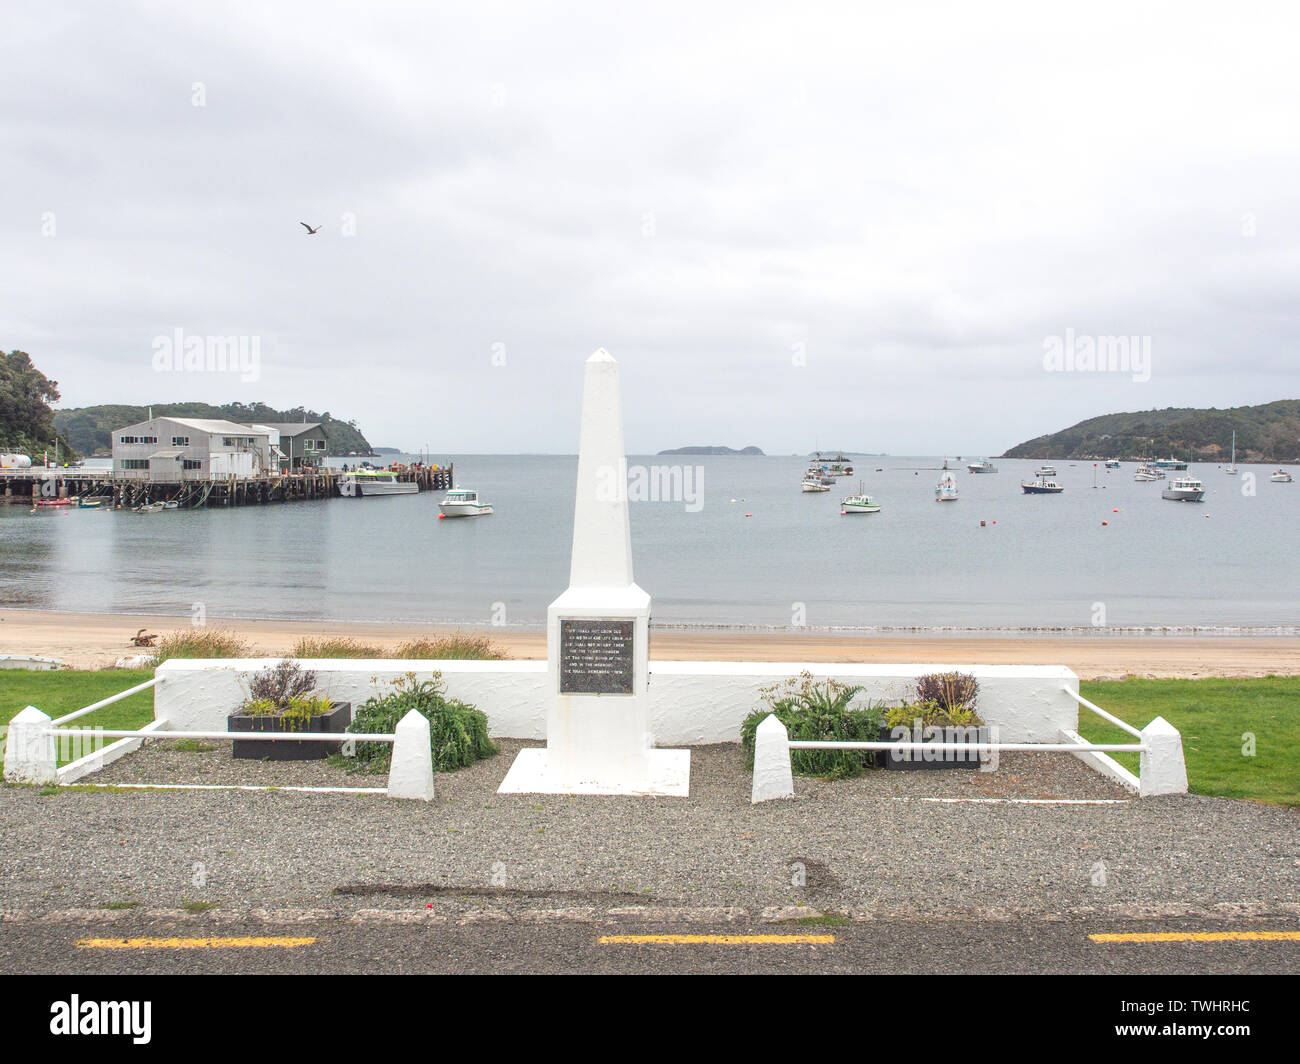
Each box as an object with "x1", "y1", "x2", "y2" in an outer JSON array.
[{"x1": 0, "y1": 464, "x2": 453, "y2": 508}]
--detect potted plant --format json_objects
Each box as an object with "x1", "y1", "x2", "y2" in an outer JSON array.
[
  {"x1": 229, "y1": 660, "x2": 351, "y2": 761},
  {"x1": 881, "y1": 671, "x2": 987, "y2": 771}
]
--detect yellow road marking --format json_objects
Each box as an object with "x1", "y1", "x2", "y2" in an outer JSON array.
[
  {"x1": 599, "y1": 934, "x2": 834, "y2": 945},
  {"x1": 76, "y1": 936, "x2": 316, "y2": 950},
  {"x1": 1090, "y1": 931, "x2": 1300, "y2": 944}
]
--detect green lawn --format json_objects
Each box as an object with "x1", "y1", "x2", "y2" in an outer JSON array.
[
  {"x1": 1, "y1": 669, "x2": 156, "y2": 766},
  {"x1": 1077, "y1": 676, "x2": 1300, "y2": 807}
]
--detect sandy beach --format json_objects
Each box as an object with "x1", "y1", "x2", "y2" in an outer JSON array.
[{"x1": 2, "y1": 608, "x2": 1298, "y2": 678}]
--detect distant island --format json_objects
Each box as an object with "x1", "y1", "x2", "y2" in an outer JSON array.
[
  {"x1": 1002, "y1": 400, "x2": 1300, "y2": 463},
  {"x1": 657, "y1": 445, "x2": 765, "y2": 456},
  {"x1": 53, "y1": 401, "x2": 375, "y2": 457}
]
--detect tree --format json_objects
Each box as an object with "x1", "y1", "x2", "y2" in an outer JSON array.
[{"x1": 0, "y1": 350, "x2": 67, "y2": 454}]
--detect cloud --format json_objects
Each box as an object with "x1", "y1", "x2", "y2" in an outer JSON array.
[{"x1": 3, "y1": 0, "x2": 1298, "y2": 455}]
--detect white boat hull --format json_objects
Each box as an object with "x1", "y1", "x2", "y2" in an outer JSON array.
[
  {"x1": 439, "y1": 501, "x2": 493, "y2": 517},
  {"x1": 1161, "y1": 488, "x2": 1205, "y2": 501},
  {"x1": 350, "y1": 480, "x2": 417, "y2": 497}
]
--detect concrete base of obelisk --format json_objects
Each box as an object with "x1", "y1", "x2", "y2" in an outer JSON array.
[
  {"x1": 497, "y1": 747, "x2": 690, "y2": 797},
  {"x1": 497, "y1": 584, "x2": 691, "y2": 797}
]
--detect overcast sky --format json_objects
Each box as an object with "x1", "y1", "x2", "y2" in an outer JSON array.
[{"x1": 4, "y1": 1, "x2": 1297, "y2": 455}]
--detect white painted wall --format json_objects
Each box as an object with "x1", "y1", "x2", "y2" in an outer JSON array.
[{"x1": 155, "y1": 659, "x2": 1079, "y2": 746}]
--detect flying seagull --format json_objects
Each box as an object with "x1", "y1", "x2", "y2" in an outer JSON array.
[{"x1": 300, "y1": 222, "x2": 321, "y2": 234}]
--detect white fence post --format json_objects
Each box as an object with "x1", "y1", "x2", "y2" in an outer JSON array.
[
  {"x1": 751, "y1": 713, "x2": 794, "y2": 803},
  {"x1": 1139, "y1": 716, "x2": 1188, "y2": 797},
  {"x1": 387, "y1": 709, "x2": 435, "y2": 801},
  {"x1": 4, "y1": 706, "x2": 58, "y2": 785}
]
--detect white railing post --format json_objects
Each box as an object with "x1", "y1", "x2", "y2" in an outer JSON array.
[
  {"x1": 751, "y1": 713, "x2": 794, "y2": 803},
  {"x1": 4, "y1": 706, "x2": 58, "y2": 785},
  {"x1": 386, "y1": 709, "x2": 435, "y2": 801},
  {"x1": 1139, "y1": 716, "x2": 1188, "y2": 796}
]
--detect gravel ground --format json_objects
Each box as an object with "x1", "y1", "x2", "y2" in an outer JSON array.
[{"x1": 2, "y1": 741, "x2": 1295, "y2": 920}]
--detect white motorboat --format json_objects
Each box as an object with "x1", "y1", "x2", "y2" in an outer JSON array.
[
  {"x1": 841, "y1": 483, "x2": 881, "y2": 514},
  {"x1": 1161, "y1": 476, "x2": 1206, "y2": 502},
  {"x1": 340, "y1": 471, "x2": 418, "y2": 497},
  {"x1": 801, "y1": 472, "x2": 830, "y2": 493},
  {"x1": 1134, "y1": 465, "x2": 1165, "y2": 481},
  {"x1": 438, "y1": 488, "x2": 493, "y2": 516},
  {"x1": 1021, "y1": 475, "x2": 1064, "y2": 494},
  {"x1": 967, "y1": 459, "x2": 997, "y2": 473},
  {"x1": 1033, "y1": 464, "x2": 1057, "y2": 477},
  {"x1": 934, "y1": 472, "x2": 959, "y2": 502},
  {"x1": 1105, "y1": 459, "x2": 1121, "y2": 469},
  {"x1": 1271, "y1": 469, "x2": 1293, "y2": 483}
]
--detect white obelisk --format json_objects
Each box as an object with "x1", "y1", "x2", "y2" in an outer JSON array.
[{"x1": 498, "y1": 348, "x2": 689, "y2": 796}]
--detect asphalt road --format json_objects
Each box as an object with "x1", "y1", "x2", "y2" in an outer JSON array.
[{"x1": 4, "y1": 917, "x2": 1296, "y2": 975}]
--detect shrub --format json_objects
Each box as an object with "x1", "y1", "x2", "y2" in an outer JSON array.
[
  {"x1": 150, "y1": 628, "x2": 251, "y2": 664},
  {"x1": 393, "y1": 633, "x2": 507, "y2": 660},
  {"x1": 914, "y1": 671, "x2": 980, "y2": 713},
  {"x1": 884, "y1": 699, "x2": 983, "y2": 730},
  {"x1": 235, "y1": 660, "x2": 336, "y2": 730},
  {"x1": 339, "y1": 672, "x2": 497, "y2": 774},
  {"x1": 290, "y1": 637, "x2": 385, "y2": 658},
  {"x1": 740, "y1": 672, "x2": 883, "y2": 780},
  {"x1": 246, "y1": 659, "x2": 317, "y2": 706}
]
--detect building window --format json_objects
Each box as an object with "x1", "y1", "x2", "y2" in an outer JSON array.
[
  {"x1": 183, "y1": 459, "x2": 201, "y2": 470},
  {"x1": 172, "y1": 436, "x2": 189, "y2": 447},
  {"x1": 121, "y1": 459, "x2": 148, "y2": 470}
]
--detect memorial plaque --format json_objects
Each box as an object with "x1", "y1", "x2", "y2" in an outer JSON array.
[{"x1": 559, "y1": 618, "x2": 635, "y2": 694}]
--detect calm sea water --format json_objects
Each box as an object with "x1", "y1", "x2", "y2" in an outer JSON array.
[{"x1": 2, "y1": 455, "x2": 1296, "y2": 633}]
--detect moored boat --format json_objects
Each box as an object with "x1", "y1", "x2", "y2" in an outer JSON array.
[
  {"x1": 840, "y1": 482, "x2": 881, "y2": 514},
  {"x1": 340, "y1": 471, "x2": 418, "y2": 497},
  {"x1": 1134, "y1": 465, "x2": 1165, "y2": 481},
  {"x1": 934, "y1": 472, "x2": 959, "y2": 502},
  {"x1": 1154, "y1": 457, "x2": 1188, "y2": 471},
  {"x1": 1021, "y1": 475, "x2": 1064, "y2": 494},
  {"x1": 438, "y1": 488, "x2": 493, "y2": 517},
  {"x1": 801, "y1": 471, "x2": 830, "y2": 493},
  {"x1": 1105, "y1": 459, "x2": 1121, "y2": 469},
  {"x1": 1161, "y1": 476, "x2": 1206, "y2": 502},
  {"x1": 967, "y1": 459, "x2": 997, "y2": 473},
  {"x1": 1271, "y1": 469, "x2": 1293, "y2": 483}
]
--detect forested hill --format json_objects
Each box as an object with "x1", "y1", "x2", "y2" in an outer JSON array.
[
  {"x1": 54, "y1": 402, "x2": 374, "y2": 456},
  {"x1": 1001, "y1": 400, "x2": 1300, "y2": 462}
]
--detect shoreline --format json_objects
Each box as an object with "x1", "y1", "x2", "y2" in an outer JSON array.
[{"x1": 3, "y1": 608, "x2": 1300, "y2": 678}]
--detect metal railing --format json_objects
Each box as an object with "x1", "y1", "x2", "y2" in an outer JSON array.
[{"x1": 49, "y1": 677, "x2": 159, "y2": 726}]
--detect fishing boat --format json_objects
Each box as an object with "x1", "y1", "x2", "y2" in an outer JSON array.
[
  {"x1": 934, "y1": 472, "x2": 959, "y2": 502},
  {"x1": 339, "y1": 470, "x2": 418, "y2": 497},
  {"x1": 1224, "y1": 432, "x2": 1237, "y2": 475},
  {"x1": 840, "y1": 483, "x2": 881, "y2": 514},
  {"x1": 438, "y1": 488, "x2": 493, "y2": 517},
  {"x1": 1271, "y1": 469, "x2": 1293, "y2": 483},
  {"x1": 1021, "y1": 475, "x2": 1064, "y2": 494},
  {"x1": 1153, "y1": 457, "x2": 1188, "y2": 471},
  {"x1": 1161, "y1": 476, "x2": 1206, "y2": 502},
  {"x1": 1134, "y1": 465, "x2": 1165, "y2": 481},
  {"x1": 812, "y1": 452, "x2": 854, "y2": 476},
  {"x1": 801, "y1": 471, "x2": 830, "y2": 493},
  {"x1": 966, "y1": 459, "x2": 997, "y2": 473},
  {"x1": 1105, "y1": 459, "x2": 1121, "y2": 469},
  {"x1": 1033, "y1": 464, "x2": 1057, "y2": 477}
]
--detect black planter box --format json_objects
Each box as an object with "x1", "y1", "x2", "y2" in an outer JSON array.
[
  {"x1": 880, "y1": 723, "x2": 988, "y2": 771},
  {"x1": 229, "y1": 701, "x2": 352, "y2": 761}
]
